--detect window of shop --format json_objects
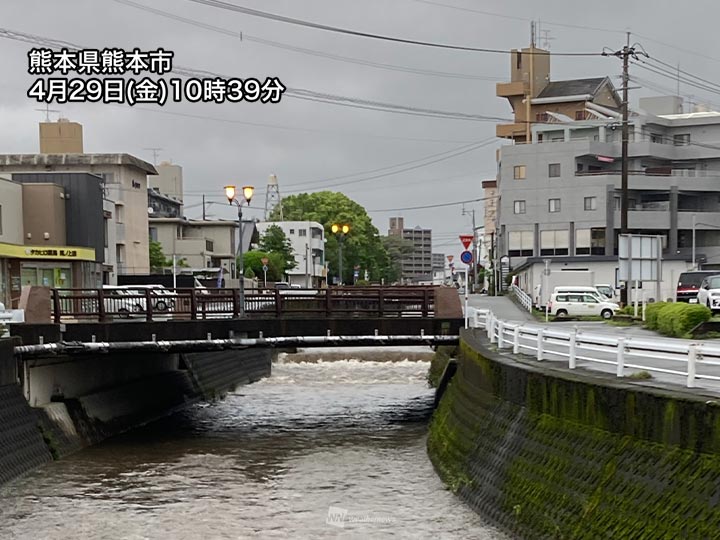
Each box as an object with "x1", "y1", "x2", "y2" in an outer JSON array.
[{"x1": 540, "y1": 230, "x2": 569, "y2": 256}]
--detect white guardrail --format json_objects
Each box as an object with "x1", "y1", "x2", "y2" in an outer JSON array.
[
  {"x1": 467, "y1": 307, "x2": 720, "y2": 389},
  {"x1": 510, "y1": 284, "x2": 533, "y2": 312}
]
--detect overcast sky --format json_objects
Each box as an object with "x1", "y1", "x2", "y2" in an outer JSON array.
[{"x1": 2, "y1": 0, "x2": 720, "y2": 264}]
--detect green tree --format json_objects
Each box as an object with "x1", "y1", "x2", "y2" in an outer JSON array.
[
  {"x1": 258, "y1": 224, "x2": 297, "y2": 274},
  {"x1": 243, "y1": 250, "x2": 284, "y2": 282},
  {"x1": 381, "y1": 235, "x2": 415, "y2": 283},
  {"x1": 270, "y1": 191, "x2": 389, "y2": 283},
  {"x1": 149, "y1": 239, "x2": 166, "y2": 271}
]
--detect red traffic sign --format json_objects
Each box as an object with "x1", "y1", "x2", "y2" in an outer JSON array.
[
  {"x1": 447, "y1": 255, "x2": 454, "y2": 263},
  {"x1": 459, "y1": 234, "x2": 473, "y2": 249},
  {"x1": 460, "y1": 250, "x2": 473, "y2": 264}
]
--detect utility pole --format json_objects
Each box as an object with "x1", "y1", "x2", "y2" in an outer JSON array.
[{"x1": 605, "y1": 32, "x2": 647, "y2": 306}]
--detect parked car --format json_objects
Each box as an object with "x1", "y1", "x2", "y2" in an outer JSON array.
[
  {"x1": 102, "y1": 286, "x2": 147, "y2": 318},
  {"x1": 696, "y1": 274, "x2": 720, "y2": 313},
  {"x1": 549, "y1": 292, "x2": 620, "y2": 319},
  {"x1": 552, "y1": 286, "x2": 606, "y2": 302},
  {"x1": 677, "y1": 271, "x2": 718, "y2": 303}
]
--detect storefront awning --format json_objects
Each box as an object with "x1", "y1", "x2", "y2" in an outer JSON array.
[{"x1": 0, "y1": 243, "x2": 95, "y2": 261}]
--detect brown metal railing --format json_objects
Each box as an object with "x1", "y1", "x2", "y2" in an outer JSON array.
[{"x1": 50, "y1": 287, "x2": 437, "y2": 323}]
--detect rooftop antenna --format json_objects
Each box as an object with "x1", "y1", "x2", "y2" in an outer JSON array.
[
  {"x1": 35, "y1": 104, "x2": 60, "y2": 122},
  {"x1": 540, "y1": 29, "x2": 555, "y2": 50},
  {"x1": 265, "y1": 173, "x2": 284, "y2": 220},
  {"x1": 144, "y1": 147, "x2": 163, "y2": 165}
]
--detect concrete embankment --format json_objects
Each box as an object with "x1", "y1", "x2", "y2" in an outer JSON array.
[
  {"x1": 0, "y1": 338, "x2": 271, "y2": 485},
  {"x1": 428, "y1": 329, "x2": 720, "y2": 539}
]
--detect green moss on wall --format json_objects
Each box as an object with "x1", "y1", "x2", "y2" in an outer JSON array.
[{"x1": 428, "y1": 333, "x2": 720, "y2": 539}]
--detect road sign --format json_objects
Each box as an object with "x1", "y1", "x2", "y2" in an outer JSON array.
[
  {"x1": 447, "y1": 255, "x2": 454, "y2": 263},
  {"x1": 262, "y1": 264, "x2": 268, "y2": 272},
  {"x1": 459, "y1": 235, "x2": 473, "y2": 249},
  {"x1": 460, "y1": 250, "x2": 473, "y2": 264}
]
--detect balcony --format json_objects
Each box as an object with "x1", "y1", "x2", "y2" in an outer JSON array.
[
  {"x1": 575, "y1": 170, "x2": 720, "y2": 191},
  {"x1": 497, "y1": 122, "x2": 527, "y2": 139},
  {"x1": 496, "y1": 81, "x2": 526, "y2": 97}
]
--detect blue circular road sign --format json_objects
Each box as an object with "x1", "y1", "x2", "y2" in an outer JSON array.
[{"x1": 460, "y1": 250, "x2": 473, "y2": 264}]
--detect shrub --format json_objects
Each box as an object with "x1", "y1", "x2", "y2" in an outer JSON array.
[
  {"x1": 644, "y1": 302, "x2": 668, "y2": 330},
  {"x1": 655, "y1": 303, "x2": 711, "y2": 338}
]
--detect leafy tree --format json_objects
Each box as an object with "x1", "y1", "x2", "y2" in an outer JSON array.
[
  {"x1": 381, "y1": 235, "x2": 415, "y2": 283},
  {"x1": 269, "y1": 191, "x2": 389, "y2": 284},
  {"x1": 149, "y1": 239, "x2": 188, "y2": 271},
  {"x1": 243, "y1": 250, "x2": 284, "y2": 282},
  {"x1": 258, "y1": 224, "x2": 297, "y2": 273},
  {"x1": 149, "y1": 239, "x2": 166, "y2": 270}
]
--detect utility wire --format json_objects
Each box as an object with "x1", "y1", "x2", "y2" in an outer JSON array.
[
  {"x1": 645, "y1": 56, "x2": 720, "y2": 91},
  {"x1": 111, "y1": 0, "x2": 503, "y2": 81},
  {"x1": 411, "y1": 0, "x2": 625, "y2": 34},
  {"x1": 369, "y1": 195, "x2": 497, "y2": 213},
  {"x1": 182, "y1": 0, "x2": 603, "y2": 56},
  {"x1": 1, "y1": 27, "x2": 514, "y2": 123},
  {"x1": 284, "y1": 139, "x2": 496, "y2": 192},
  {"x1": 631, "y1": 60, "x2": 720, "y2": 98}
]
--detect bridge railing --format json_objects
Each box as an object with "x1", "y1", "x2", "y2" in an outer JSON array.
[
  {"x1": 50, "y1": 286, "x2": 436, "y2": 323},
  {"x1": 468, "y1": 307, "x2": 720, "y2": 389}
]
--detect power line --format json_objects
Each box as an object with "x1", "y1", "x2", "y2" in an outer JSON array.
[
  {"x1": 1, "y1": 27, "x2": 514, "y2": 123},
  {"x1": 284, "y1": 139, "x2": 495, "y2": 192},
  {"x1": 182, "y1": 0, "x2": 603, "y2": 56},
  {"x1": 411, "y1": 0, "x2": 624, "y2": 34},
  {"x1": 369, "y1": 195, "x2": 497, "y2": 213},
  {"x1": 111, "y1": 0, "x2": 503, "y2": 81},
  {"x1": 632, "y1": 32, "x2": 720, "y2": 66},
  {"x1": 631, "y1": 60, "x2": 720, "y2": 98}
]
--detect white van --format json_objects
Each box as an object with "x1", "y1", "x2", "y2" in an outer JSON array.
[
  {"x1": 549, "y1": 292, "x2": 620, "y2": 319},
  {"x1": 552, "y1": 286, "x2": 605, "y2": 302}
]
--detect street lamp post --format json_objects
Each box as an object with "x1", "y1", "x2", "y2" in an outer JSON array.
[
  {"x1": 331, "y1": 223, "x2": 350, "y2": 285},
  {"x1": 225, "y1": 184, "x2": 254, "y2": 317}
]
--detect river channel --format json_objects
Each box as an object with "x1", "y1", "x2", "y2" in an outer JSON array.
[{"x1": 0, "y1": 350, "x2": 505, "y2": 539}]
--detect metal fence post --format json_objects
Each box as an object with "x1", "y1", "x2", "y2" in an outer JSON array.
[
  {"x1": 616, "y1": 338, "x2": 625, "y2": 377},
  {"x1": 688, "y1": 344, "x2": 697, "y2": 388},
  {"x1": 569, "y1": 328, "x2": 577, "y2": 370},
  {"x1": 52, "y1": 289, "x2": 61, "y2": 324},
  {"x1": 145, "y1": 288, "x2": 153, "y2": 322},
  {"x1": 513, "y1": 326, "x2": 520, "y2": 354},
  {"x1": 498, "y1": 321, "x2": 505, "y2": 348},
  {"x1": 97, "y1": 288, "x2": 106, "y2": 323},
  {"x1": 536, "y1": 329, "x2": 544, "y2": 361},
  {"x1": 190, "y1": 288, "x2": 197, "y2": 320}
]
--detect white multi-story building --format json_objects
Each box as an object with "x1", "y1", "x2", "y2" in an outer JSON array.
[
  {"x1": 256, "y1": 221, "x2": 326, "y2": 287},
  {"x1": 494, "y1": 95, "x2": 720, "y2": 301}
]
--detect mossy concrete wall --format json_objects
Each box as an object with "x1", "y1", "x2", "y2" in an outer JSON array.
[{"x1": 428, "y1": 329, "x2": 720, "y2": 539}]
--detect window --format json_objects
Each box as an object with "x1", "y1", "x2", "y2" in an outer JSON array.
[
  {"x1": 513, "y1": 165, "x2": 526, "y2": 179},
  {"x1": 0, "y1": 205, "x2": 3, "y2": 235},
  {"x1": 289, "y1": 229, "x2": 295, "y2": 234},
  {"x1": 548, "y1": 163, "x2": 561, "y2": 177},
  {"x1": 205, "y1": 240, "x2": 214, "y2": 252},
  {"x1": 673, "y1": 133, "x2": 690, "y2": 146},
  {"x1": 298, "y1": 229, "x2": 307, "y2": 237},
  {"x1": 540, "y1": 230, "x2": 569, "y2": 256},
  {"x1": 115, "y1": 205, "x2": 124, "y2": 224},
  {"x1": 650, "y1": 133, "x2": 663, "y2": 143},
  {"x1": 614, "y1": 196, "x2": 621, "y2": 211},
  {"x1": 104, "y1": 219, "x2": 109, "y2": 247},
  {"x1": 149, "y1": 227, "x2": 158, "y2": 242},
  {"x1": 548, "y1": 199, "x2": 561, "y2": 213},
  {"x1": 508, "y1": 230, "x2": 533, "y2": 257},
  {"x1": 583, "y1": 295, "x2": 599, "y2": 303},
  {"x1": 513, "y1": 200, "x2": 526, "y2": 214},
  {"x1": 584, "y1": 197, "x2": 597, "y2": 211},
  {"x1": 536, "y1": 113, "x2": 549, "y2": 122},
  {"x1": 576, "y1": 163, "x2": 584, "y2": 173},
  {"x1": 575, "y1": 228, "x2": 606, "y2": 255},
  {"x1": 575, "y1": 110, "x2": 587, "y2": 121}
]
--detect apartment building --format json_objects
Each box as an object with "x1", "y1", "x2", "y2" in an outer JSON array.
[
  {"x1": 0, "y1": 119, "x2": 156, "y2": 276},
  {"x1": 256, "y1": 221, "x2": 326, "y2": 287},
  {"x1": 388, "y1": 217, "x2": 433, "y2": 283},
  {"x1": 496, "y1": 95, "x2": 720, "y2": 300},
  {"x1": 0, "y1": 175, "x2": 98, "y2": 306}
]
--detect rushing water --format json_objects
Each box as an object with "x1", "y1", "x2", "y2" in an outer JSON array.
[{"x1": 0, "y1": 351, "x2": 504, "y2": 539}]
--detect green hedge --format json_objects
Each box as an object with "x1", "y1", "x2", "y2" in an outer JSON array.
[
  {"x1": 648, "y1": 302, "x2": 711, "y2": 338},
  {"x1": 644, "y1": 302, "x2": 668, "y2": 330}
]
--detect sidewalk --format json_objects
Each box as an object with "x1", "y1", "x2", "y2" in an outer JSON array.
[{"x1": 466, "y1": 294, "x2": 535, "y2": 323}]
